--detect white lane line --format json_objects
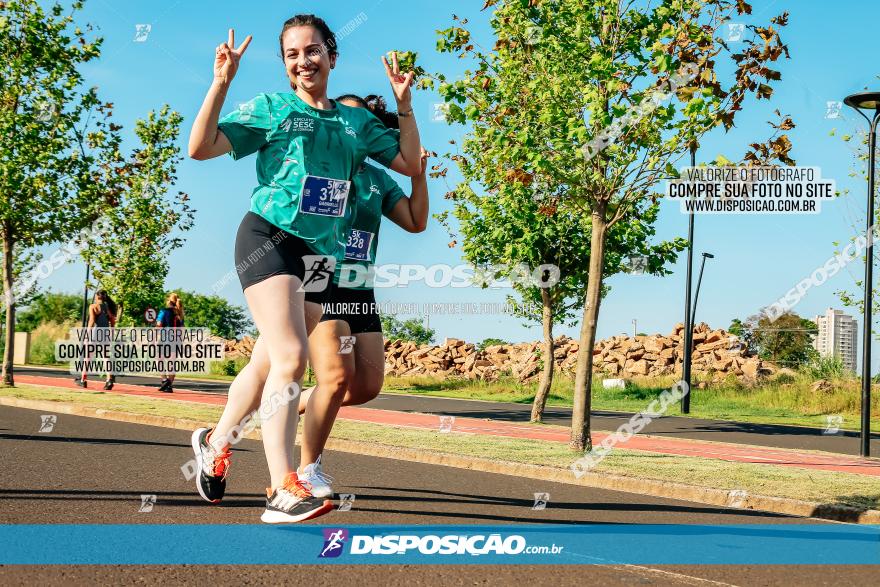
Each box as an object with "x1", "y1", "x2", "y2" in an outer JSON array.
[{"x1": 611, "y1": 564, "x2": 741, "y2": 586}]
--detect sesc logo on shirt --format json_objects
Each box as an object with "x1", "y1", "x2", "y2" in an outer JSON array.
[{"x1": 281, "y1": 116, "x2": 315, "y2": 134}]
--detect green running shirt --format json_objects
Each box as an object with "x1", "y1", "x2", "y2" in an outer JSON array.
[
  {"x1": 335, "y1": 163, "x2": 407, "y2": 290},
  {"x1": 218, "y1": 92, "x2": 400, "y2": 259}
]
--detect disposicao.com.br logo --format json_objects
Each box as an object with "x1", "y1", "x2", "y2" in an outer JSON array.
[{"x1": 318, "y1": 529, "x2": 563, "y2": 558}]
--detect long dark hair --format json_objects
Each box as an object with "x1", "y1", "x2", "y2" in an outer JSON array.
[
  {"x1": 95, "y1": 289, "x2": 117, "y2": 317},
  {"x1": 279, "y1": 14, "x2": 337, "y2": 59},
  {"x1": 336, "y1": 93, "x2": 400, "y2": 129}
]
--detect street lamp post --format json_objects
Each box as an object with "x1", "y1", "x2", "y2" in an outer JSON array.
[
  {"x1": 683, "y1": 252, "x2": 714, "y2": 412},
  {"x1": 691, "y1": 253, "x2": 715, "y2": 328},
  {"x1": 681, "y1": 145, "x2": 697, "y2": 413},
  {"x1": 844, "y1": 91, "x2": 880, "y2": 458}
]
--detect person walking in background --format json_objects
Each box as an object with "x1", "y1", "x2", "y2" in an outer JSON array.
[
  {"x1": 156, "y1": 292, "x2": 185, "y2": 393},
  {"x1": 75, "y1": 290, "x2": 116, "y2": 389},
  {"x1": 101, "y1": 292, "x2": 119, "y2": 390}
]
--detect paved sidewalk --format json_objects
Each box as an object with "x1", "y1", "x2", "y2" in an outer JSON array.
[{"x1": 15, "y1": 374, "x2": 880, "y2": 478}]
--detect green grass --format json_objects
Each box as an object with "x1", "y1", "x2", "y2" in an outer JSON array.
[
  {"x1": 3, "y1": 383, "x2": 879, "y2": 511},
  {"x1": 2, "y1": 384, "x2": 226, "y2": 422},
  {"x1": 383, "y1": 372, "x2": 880, "y2": 431},
  {"x1": 23, "y1": 356, "x2": 880, "y2": 431},
  {"x1": 382, "y1": 374, "x2": 575, "y2": 405},
  {"x1": 21, "y1": 363, "x2": 240, "y2": 384}
]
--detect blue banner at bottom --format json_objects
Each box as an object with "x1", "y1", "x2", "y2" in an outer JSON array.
[{"x1": 0, "y1": 524, "x2": 878, "y2": 565}]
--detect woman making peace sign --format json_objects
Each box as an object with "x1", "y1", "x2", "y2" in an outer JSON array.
[{"x1": 187, "y1": 14, "x2": 422, "y2": 524}]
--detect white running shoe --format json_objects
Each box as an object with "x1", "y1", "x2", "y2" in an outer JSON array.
[
  {"x1": 298, "y1": 455, "x2": 334, "y2": 498},
  {"x1": 261, "y1": 472, "x2": 333, "y2": 524}
]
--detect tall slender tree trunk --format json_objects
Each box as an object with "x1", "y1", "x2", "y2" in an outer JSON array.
[
  {"x1": 570, "y1": 204, "x2": 608, "y2": 451},
  {"x1": 2, "y1": 226, "x2": 15, "y2": 387},
  {"x1": 531, "y1": 287, "x2": 555, "y2": 423}
]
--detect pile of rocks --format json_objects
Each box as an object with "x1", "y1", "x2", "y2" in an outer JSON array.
[
  {"x1": 383, "y1": 338, "x2": 550, "y2": 381},
  {"x1": 223, "y1": 335, "x2": 255, "y2": 359},
  {"x1": 222, "y1": 322, "x2": 774, "y2": 383},
  {"x1": 591, "y1": 322, "x2": 771, "y2": 381},
  {"x1": 382, "y1": 322, "x2": 772, "y2": 382}
]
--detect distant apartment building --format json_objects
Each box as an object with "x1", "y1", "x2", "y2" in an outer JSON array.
[{"x1": 811, "y1": 308, "x2": 858, "y2": 372}]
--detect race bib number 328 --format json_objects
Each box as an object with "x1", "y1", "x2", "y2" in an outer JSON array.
[
  {"x1": 300, "y1": 175, "x2": 350, "y2": 217},
  {"x1": 344, "y1": 229, "x2": 375, "y2": 261}
]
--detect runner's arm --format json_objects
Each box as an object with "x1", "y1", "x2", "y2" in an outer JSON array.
[
  {"x1": 386, "y1": 149, "x2": 429, "y2": 233},
  {"x1": 384, "y1": 53, "x2": 422, "y2": 177},
  {"x1": 188, "y1": 81, "x2": 234, "y2": 160},
  {"x1": 387, "y1": 116, "x2": 421, "y2": 177},
  {"x1": 189, "y1": 30, "x2": 252, "y2": 160}
]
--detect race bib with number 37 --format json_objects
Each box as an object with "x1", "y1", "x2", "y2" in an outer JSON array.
[
  {"x1": 300, "y1": 175, "x2": 351, "y2": 217},
  {"x1": 344, "y1": 229, "x2": 375, "y2": 261}
]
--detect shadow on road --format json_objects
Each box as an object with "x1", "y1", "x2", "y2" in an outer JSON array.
[
  {"x1": 0, "y1": 433, "x2": 257, "y2": 452},
  {"x1": 0, "y1": 433, "x2": 193, "y2": 448},
  {"x1": 345, "y1": 486, "x2": 790, "y2": 522}
]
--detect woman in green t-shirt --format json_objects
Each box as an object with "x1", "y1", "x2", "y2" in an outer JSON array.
[{"x1": 186, "y1": 14, "x2": 423, "y2": 524}]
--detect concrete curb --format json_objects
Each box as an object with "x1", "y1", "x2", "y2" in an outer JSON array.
[{"x1": 3, "y1": 396, "x2": 878, "y2": 524}]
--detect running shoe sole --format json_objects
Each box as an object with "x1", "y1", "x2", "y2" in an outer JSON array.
[
  {"x1": 260, "y1": 500, "x2": 334, "y2": 524},
  {"x1": 191, "y1": 428, "x2": 220, "y2": 504}
]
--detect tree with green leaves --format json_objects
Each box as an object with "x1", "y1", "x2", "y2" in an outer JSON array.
[
  {"x1": 17, "y1": 291, "x2": 82, "y2": 332},
  {"x1": 747, "y1": 312, "x2": 817, "y2": 368},
  {"x1": 430, "y1": 0, "x2": 793, "y2": 450},
  {"x1": 381, "y1": 314, "x2": 435, "y2": 346},
  {"x1": 82, "y1": 106, "x2": 195, "y2": 326},
  {"x1": 0, "y1": 0, "x2": 125, "y2": 385},
  {"x1": 442, "y1": 170, "x2": 684, "y2": 421},
  {"x1": 727, "y1": 317, "x2": 756, "y2": 354},
  {"x1": 166, "y1": 291, "x2": 252, "y2": 339}
]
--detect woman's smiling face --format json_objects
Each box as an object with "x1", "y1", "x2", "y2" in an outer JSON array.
[{"x1": 281, "y1": 25, "x2": 335, "y2": 93}]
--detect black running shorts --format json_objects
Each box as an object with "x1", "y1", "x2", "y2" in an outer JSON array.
[
  {"x1": 319, "y1": 285, "x2": 382, "y2": 334},
  {"x1": 234, "y1": 212, "x2": 333, "y2": 304}
]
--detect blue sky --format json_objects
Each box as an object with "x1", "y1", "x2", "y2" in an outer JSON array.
[{"x1": 35, "y1": 0, "x2": 880, "y2": 368}]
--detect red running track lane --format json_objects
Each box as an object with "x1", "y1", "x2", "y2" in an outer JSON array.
[
  {"x1": 19, "y1": 374, "x2": 228, "y2": 406},
  {"x1": 16, "y1": 374, "x2": 880, "y2": 478}
]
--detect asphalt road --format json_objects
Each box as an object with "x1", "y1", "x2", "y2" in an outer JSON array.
[
  {"x1": 19, "y1": 365, "x2": 880, "y2": 455},
  {"x1": 0, "y1": 405, "x2": 874, "y2": 586}
]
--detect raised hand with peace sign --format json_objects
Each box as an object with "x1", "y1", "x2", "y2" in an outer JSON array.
[
  {"x1": 214, "y1": 28, "x2": 252, "y2": 85},
  {"x1": 382, "y1": 51, "x2": 414, "y2": 110}
]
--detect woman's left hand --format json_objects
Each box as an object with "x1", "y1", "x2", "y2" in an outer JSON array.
[{"x1": 382, "y1": 52, "x2": 414, "y2": 107}]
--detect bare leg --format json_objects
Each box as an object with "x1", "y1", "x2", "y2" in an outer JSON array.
[
  {"x1": 345, "y1": 332, "x2": 385, "y2": 405},
  {"x1": 299, "y1": 320, "x2": 354, "y2": 466},
  {"x1": 299, "y1": 331, "x2": 385, "y2": 410},
  {"x1": 209, "y1": 336, "x2": 270, "y2": 451},
  {"x1": 240, "y1": 275, "x2": 309, "y2": 489},
  {"x1": 209, "y1": 303, "x2": 324, "y2": 454}
]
